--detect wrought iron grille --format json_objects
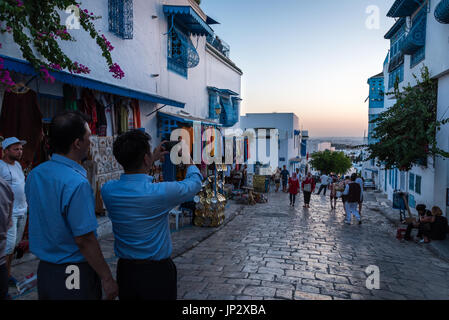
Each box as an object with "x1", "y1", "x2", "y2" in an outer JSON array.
[
  {"x1": 108, "y1": 0, "x2": 133, "y2": 39},
  {"x1": 167, "y1": 23, "x2": 200, "y2": 77}
]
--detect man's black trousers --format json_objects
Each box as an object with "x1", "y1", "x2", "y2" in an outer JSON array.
[
  {"x1": 117, "y1": 257, "x2": 177, "y2": 300},
  {"x1": 37, "y1": 260, "x2": 102, "y2": 300}
]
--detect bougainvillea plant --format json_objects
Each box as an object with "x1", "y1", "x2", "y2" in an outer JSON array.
[
  {"x1": 0, "y1": 0, "x2": 125, "y2": 88},
  {"x1": 368, "y1": 66, "x2": 449, "y2": 171}
]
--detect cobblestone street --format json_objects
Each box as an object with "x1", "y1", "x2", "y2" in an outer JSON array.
[
  {"x1": 10, "y1": 190, "x2": 449, "y2": 300},
  {"x1": 174, "y1": 191, "x2": 449, "y2": 300}
]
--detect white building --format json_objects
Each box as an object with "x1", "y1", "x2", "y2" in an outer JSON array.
[
  {"x1": 317, "y1": 142, "x2": 335, "y2": 152},
  {"x1": 239, "y1": 113, "x2": 303, "y2": 174},
  {"x1": 373, "y1": 0, "x2": 449, "y2": 216},
  {"x1": 0, "y1": 0, "x2": 243, "y2": 182}
]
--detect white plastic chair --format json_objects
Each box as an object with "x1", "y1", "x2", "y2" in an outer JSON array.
[{"x1": 169, "y1": 206, "x2": 183, "y2": 231}]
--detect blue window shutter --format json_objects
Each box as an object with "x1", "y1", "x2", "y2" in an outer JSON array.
[
  {"x1": 415, "y1": 176, "x2": 420, "y2": 194},
  {"x1": 109, "y1": 0, "x2": 133, "y2": 39},
  {"x1": 409, "y1": 173, "x2": 415, "y2": 191}
]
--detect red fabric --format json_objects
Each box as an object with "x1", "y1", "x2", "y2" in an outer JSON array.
[
  {"x1": 301, "y1": 177, "x2": 316, "y2": 192},
  {"x1": 80, "y1": 89, "x2": 98, "y2": 135},
  {"x1": 288, "y1": 178, "x2": 300, "y2": 194},
  {"x1": 131, "y1": 99, "x2": 141, "y2": 129},
  {"x1": 0, "y1": 90, "x2": 43, "y2": 169}
]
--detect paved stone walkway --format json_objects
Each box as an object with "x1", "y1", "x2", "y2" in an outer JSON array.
[
  {"x1": 10, "y1": 190, "x2": 449, "y2": 300},
  {"x1": 174, "y1": 191, "x2": 449, "y2": 300}
]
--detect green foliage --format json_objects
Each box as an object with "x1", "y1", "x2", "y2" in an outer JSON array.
[
  {"x1": 309, "y1": 150, "x2": 352, "y2": 175},
  {"x1": 368, "y1": 66, "x2": 449, "y2": 171},
  {"x1": 0, "y1": 0, "x2": 123, "y2": 83}
]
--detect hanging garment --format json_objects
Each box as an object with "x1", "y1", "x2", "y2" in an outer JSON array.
[
  {"x1": 80, "y1": 89, "x2": 98, "y2": 135},
  {"x1": 127, "y1": 103, "x2": 134, "y2": 130},
  {"x1": 62, "y1": 84, "x2": 78, "y2": 111},
  {"x1": 95, "y1": 99, "x2": 107, "y2": 137},
  {"x1": 120, "y1": 102, "x2": 129, "y2": 133},
  {"x1": 114, "y1": 98, "x2": 122, "y2": 135},
  {"x1": 130, "y1": 99, "x2": 141, "y2": 129},
  {"x1": 0, "y1": 90, "x2": 43, "y2": 169},
  {"x1": 100, "y1": 95, "x2": 114, "y2": 137}
]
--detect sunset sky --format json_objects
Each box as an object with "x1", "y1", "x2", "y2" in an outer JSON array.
[{"x1": 201, "y1": 0, "x2": 395, "y2": 137}]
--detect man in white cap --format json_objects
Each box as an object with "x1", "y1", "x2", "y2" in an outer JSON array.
[{"x1": 0, "y1": 137, "x2": 28, "y2": 287}]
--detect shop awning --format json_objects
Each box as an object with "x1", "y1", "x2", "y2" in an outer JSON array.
[
  {"x1": 0, "y1": 55, "x2": 185, "y2": 108},
  {"x1": 387, "y1": 0, "x2": 424, "y2": 17},
  {"x1": 163, "y1": 5, "x2": 214, "y2": 37},
  {"x1": 159, "y1": 111, "x2": 221, "y2": 127},
  {"x1": 435, "y1": 0, "x2": 449, "y2": 24}
]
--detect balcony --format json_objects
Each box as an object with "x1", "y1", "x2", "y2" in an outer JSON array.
[
  {"x1": 207, "y1": 35, "x2": 230, "y2": 58},
  {"x1": 435, "y1": 0, "x2": 449, "y2": 24},
  {"x1": 401, "y1": 13, "x2": 426, "y2": 55}
]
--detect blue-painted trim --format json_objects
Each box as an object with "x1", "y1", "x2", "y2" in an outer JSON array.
[
  {"x1": 435, "y1": 0, "x2": 449, "y2": 23},
  {"x1": 387, "y1": 0, "x2": 424, "y2": 17},
  {"x1": 158, "y1": 112, "x2": 222, "y2": 127},
  {"x1": 384, "y1": 17, "x2": 406, "y2": 39},
  {"x1": 0, "y1": 54, "x2": 185, "y2": 108},
  {"x1": 402, "y1": 9, "x2": 427, "y2": 55},
  {"x1": 163, "y1": 5, "x2": 213, "y2": 37}
]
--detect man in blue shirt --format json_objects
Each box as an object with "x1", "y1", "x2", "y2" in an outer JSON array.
[
  {"x1": 101, "y1": 130, "x2": 203, "y2": 300},
  {"x1": 25, "y1": 112, "x2": 118, "y2": 300},
  {"x1": 280, "y1": 165, "x2": 290, "y2": 192}
]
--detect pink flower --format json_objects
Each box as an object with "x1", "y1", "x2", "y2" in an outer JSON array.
[
  {"x1": 109, "y1": 63, "x2": 125, "y2": 79},
  {"x1": 16, "y1": 0, "x2": 24, "y2": 7},
  {"x1": 49, "y1": 63, "x2": 62, "y2": 70},
  {"x1": 101, "y1": 34, "x2": 114, "y2": 52},
  {"x1": 40, "y1": 66, "x2": 55, "y2": 84},
  {"x1": 72, "y1": 62, "x2": 91, "y2": 74}
]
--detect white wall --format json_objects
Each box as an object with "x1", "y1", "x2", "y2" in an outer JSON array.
[
  {"x1": 0, "y1": 0, "x2": 242, "y2": 124},
  {"x1": 434, "y1": 73, "x2": 449, "y2": 216},
  {"x1": 239, "y1": 113, "x2": 301, "y2": 171}
]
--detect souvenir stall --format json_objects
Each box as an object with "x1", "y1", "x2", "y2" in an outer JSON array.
[
  {"x1": 157, "y1": 111, "x2": 229, "y2": 227},
  {"x1": 0, "y1": 69, "x2": 144, "y2": 217}
]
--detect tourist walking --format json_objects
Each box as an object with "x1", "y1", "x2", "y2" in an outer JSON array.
[
  {"x1": 317, "y1": 173, "x2": 330, "y2": 196},
  {"x1": 0, "y1": 177, "x2": 13, "y2": 300},
  {"x1": 101, "y1": 130, "x2": 203, "y2": 300},
  {"x1": 280, "y1": 165, "x2": 290, "y2": 193},
  {"x1": 0, "y1": 137, "x2": 28, "y2": 289},
  {"x1": 355, "y1": 175, "x2": 364, "y2": 217},
  {"x1": 329, "y1": 177, "x2": 338, "y2": 210},
  {"x1": 343, "y1": 173, "x2": 362, "y2": 225},
  {"x1": 273, "y1": 168, "x2": 281, "y2": 192},
  {"x1": 25, "y1": 112, "x2": 118, "y2": 300},
  {"x1": 301, "y1": 172, "x2": 316, "y2": 208},
  {"x1": 288, "y1": 173, "x2": 300, "y2": 206}
]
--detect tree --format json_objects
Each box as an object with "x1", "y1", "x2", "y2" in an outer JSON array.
[
  {"x1": 309, "y1": 150, "x2": 352, "y2": 175},
  {"x1": 368, "y1": 66, "x2": 449, "y2": 171},
  {"x1": 0, "y1": 0, "x2": 124, "y2": 87}
]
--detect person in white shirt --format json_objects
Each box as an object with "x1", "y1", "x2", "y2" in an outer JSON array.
[
  {"x1": 0, "y1": 137, "x2": 28, "y2": 286},
  {"x1": 317, "y1": 174, "x2": 330, "y2": 196}
]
